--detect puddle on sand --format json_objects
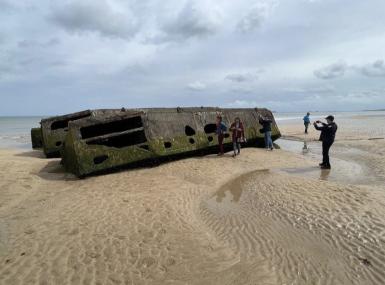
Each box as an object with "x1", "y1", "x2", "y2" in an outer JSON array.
[
  {"x1": 200, "y1": 169, "x2": 385, "y2": 285},
  {"x1": 277, "y1": 166, "x2": 332, "y2": 181},
  {"x1": 276, "y1": 139, "x2": 372, "y2": 185},
  {"x1": 205, "y1": 170, "x2": 270, "y2": 216}
]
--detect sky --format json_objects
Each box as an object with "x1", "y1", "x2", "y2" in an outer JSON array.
[{"x1": 1, "y1": 0, "x2": 385, "y2": 116}]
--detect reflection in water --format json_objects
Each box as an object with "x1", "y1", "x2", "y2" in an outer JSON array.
[
  {"x1": 201, "y1": 168, "x2": 385, "y2": 285},
  {"x1": 302, "y1": 141, "x2": 310, "y2": 154},
  {"x1": 277, "y1": 139, "x2": 367, "y2": 184},
  {"x1": 320, "y1": 169, "x2": 331, "y2": 180},
  {"x1": 278, "y1": 167, "x2": 332, "y2": 182},
  {"x1": 215, "y1": 185, "x2": 243, "y2": 203},
  {"x1": 214, "y1": 170, "x2": 270, "y2": 204}
]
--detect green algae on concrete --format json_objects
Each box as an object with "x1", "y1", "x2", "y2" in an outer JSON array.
[
  {"x1": 40, "y1": 110, "x2": 93, "y2": 157},
  {"x1": 61, "y1": 107, "x2": 281, "y2": 177},
  {"x1": 39, "y1": 109, "x2": 132, "y2": 158}
]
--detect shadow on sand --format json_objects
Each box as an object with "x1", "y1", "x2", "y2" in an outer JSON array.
[
  {"x1": 14, "y1": 150, "x2": 46, "y2": 159},
  {"x1": 37, "y1": 160, "x2": 79, "y2": 181}
]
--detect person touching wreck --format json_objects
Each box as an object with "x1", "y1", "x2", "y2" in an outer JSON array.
[
  {"x1": 259, "y1": 115, "x2": 273, "y2": 150},
  {"x1": 230, "y1": 117, "x2": 245, "y2": 157},
  {"x1": 215, "y1": 116, "x2": 227, "y2": 156}
]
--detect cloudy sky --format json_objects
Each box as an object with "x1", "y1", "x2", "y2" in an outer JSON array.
[{"x1": 1, "y1": 0, "x2": 385, "y2": 115}]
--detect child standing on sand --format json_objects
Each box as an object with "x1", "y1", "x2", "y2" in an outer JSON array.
[
  {"x1": 303, "y1": 112, "x2": 311, "y2": 134},
  {"x1": 230, "y1": 117, "x2": 245, "y2": 157},
  {"x1": 215, "y1": 115, "x2": 227, "y2": 156}
]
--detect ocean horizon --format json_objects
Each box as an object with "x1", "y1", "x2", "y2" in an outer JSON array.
[{"x1": 1, "y1": 110, "x2": 384, "y2": 149}]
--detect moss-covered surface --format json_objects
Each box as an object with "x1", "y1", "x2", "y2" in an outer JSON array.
[
  {"x1": 31, "y1": 128, "x2": 43, "y2": 149},
  {"x1": 41, "y1": 129, "x2": 67, "y2": 158},
  {"x1": 62, "y1": 124, "x2": 281, "y2": 177}
]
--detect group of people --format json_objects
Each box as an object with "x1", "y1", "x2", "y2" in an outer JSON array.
[
  {"x1": 215, "y1": 114, "x2": 274, "y2": 158},
  {"x1": 303, "y1": 112, "x2": 338, "y2": 169},
  {"x1": 213, "y1": 111, "x2": 338, "y2": 170}
]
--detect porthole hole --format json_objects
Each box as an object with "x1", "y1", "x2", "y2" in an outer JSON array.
[{"x1": 185, "y1": 125, "x2": 196, "y2": 136}]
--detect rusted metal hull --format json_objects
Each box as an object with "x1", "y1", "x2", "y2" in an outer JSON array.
[{"x1": 61, "y1": 107, "x2": 281, "y2": 177}]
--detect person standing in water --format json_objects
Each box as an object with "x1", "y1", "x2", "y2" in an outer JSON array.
[
  {"x1": 215, "y1": 115, "x2": 227, "y2": 156},
  {"x1": 230, "y1": 117, "x2": 245, "y2": 157},
  {"x1": 313, "y1": 115, "x2": 338, "y2": 169},
  {"x1": 303, "y1": 112, "x2": 311, "y2": 134},
  {"x1": 259, "y1": 115, "x2": 274, "y2": 150}
]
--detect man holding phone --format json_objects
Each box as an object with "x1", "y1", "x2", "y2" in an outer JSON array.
[{"x1": 313, "y1": 115, "x2": 338, "y2": 169}]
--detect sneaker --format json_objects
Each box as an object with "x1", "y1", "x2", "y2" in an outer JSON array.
[{"x1": 320, "y1": 165, "x2": 331, "y2": 169}]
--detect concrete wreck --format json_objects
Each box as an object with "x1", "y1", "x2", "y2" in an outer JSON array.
[
  {"x1": 58, "y1": 107, "x2": 281, "y2": 177},
  {"x1": 31, "y1": 127, "x2": 43, "y2": 149},
  {"x1": 39, "y1": 109, "x2": 129, "y2": 157}
]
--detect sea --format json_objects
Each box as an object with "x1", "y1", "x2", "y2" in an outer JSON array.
[
  {"x1": 1, "y1": 111, "x2": 384, "y2": 149},
  {"x1": 0, "y1": 116, "x2": 43, "y2": 149}
]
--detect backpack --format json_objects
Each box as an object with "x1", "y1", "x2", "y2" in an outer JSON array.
[{"x1": 221, "y1": 122, "x2": 227, "y2": 132}]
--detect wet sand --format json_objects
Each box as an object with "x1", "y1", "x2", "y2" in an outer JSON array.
[{"x1": 1, "y1": 116, "x2": 385, "y2": 284}]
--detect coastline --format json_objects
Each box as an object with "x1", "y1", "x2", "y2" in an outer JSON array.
[{"x1": 1, "y1": 114, "x2": 385, "y2": 284}]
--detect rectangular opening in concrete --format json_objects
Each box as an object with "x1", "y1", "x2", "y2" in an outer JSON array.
[
  {"x1": 50, "y1": 113, "x2": 92, "y2": 130},
  {"x1": 86, "y1": 130, "x2": 147, "y2": 148},
  {"x1": 81, "y1": 116, "x2": 143, "y2": 139}
]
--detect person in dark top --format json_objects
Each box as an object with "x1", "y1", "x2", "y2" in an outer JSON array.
[
  {"x1": 259, "y1": 115, "x2": 273, "y2": 150},
  {"x1": 230, "y1": 117, "x2": 245, "y2": 157},
  {"x1": 303, "y1": 112, "x2": 311, "y2": 134},
  {"x1": 215, "y1": 115, "x2": 227, "y2": 156},
  {"x1": 313, "y1": 115, "x2": 338, "y2": 169}
]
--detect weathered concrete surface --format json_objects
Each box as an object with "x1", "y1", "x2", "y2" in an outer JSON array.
[
  {"x1": 31, "y1": 128, "x2": 43, "y2": 149},
  {"x1": 40, "y1": 109, "x2": 129, "y2": 158},
  {"x1": 62, "y1": 107, "x2": 281, "y2": 177}
]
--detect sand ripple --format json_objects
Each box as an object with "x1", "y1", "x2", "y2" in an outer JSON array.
[{"x1": 200, "y1": 170, "x2": 385, "y2": 285}]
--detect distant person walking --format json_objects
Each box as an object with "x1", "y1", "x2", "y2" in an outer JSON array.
[
  {"x1": 259, "y1": 115, "x2": 274, "y2": 150},
  {"x1": 230, "y1": 117, "x2": 245, "y2": 157},
  {"x1": 303, "y1": 112, "x2": 311, "y2": 134},
  {"x1": 313, "y1": 115, "x2": 338, "y2": 169},
  {"x1": 215, "y1": 115, "x2": 227, "y2": 156}
]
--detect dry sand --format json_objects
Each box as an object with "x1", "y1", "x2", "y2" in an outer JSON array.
[{"x1": 1, "y1": 121, "x2": 385, "y2": 284}]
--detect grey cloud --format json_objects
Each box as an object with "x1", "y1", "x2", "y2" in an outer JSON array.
[
  {"x1": 187, "y1": 81, "x2": 206, "y2": 91},
  {"x1": 237, "y1": 1, "x2": 277, "y2": 32},
  {"x1": 2, "y1": 0, "x2": 385, "y2": 115},
  {"x1": 17, "y1": 38, "x2": 60, "y2": 48},
  {"x1": 282, "y1": 85, "x2": 335, "y2": 94},
  {"x1": 50, "y1": 1, "x2": 138, "y2": 39},
  {"x1": 230, "y1": 86, "x2": 254, "y2": 93},
  {"x1": 225, "y1": 71, "x2": 260, "y2": 82},
  {"x1": 226, "y1": 99, "x2": 258, "y2": 107},
  {"x1": 0, "y1": 0, "x2": 13, "y2": 11},
  {"x1": 314, "y1": 61, "x2": 347, "y2": 79},
  {"x1": 160, "y1": 1, "x2": 220, "y2": 42},
  {"x1": 361, "y1": 60, "x2": 385, "y2": 77}
]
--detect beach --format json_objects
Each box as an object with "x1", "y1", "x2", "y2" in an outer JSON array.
[{"x1": 1, "y1": 112, "x2": 385, "y2": 284}]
